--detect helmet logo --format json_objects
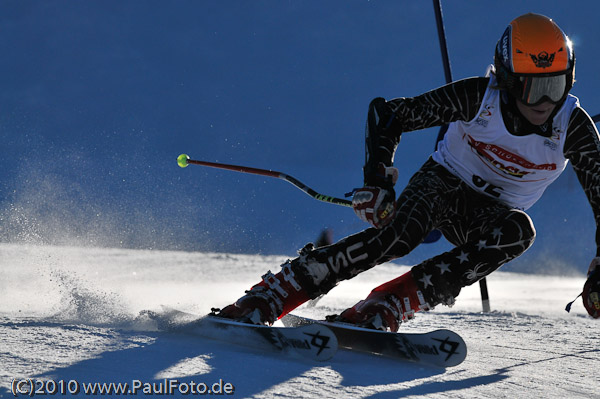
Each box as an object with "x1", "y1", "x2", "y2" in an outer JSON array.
[
  {"x1": 501, "y1": 35, "x2": 509, "y2": 62},
  {"x1": 499, "y1": 26, "x2": 511, "y2": 63},
  {"x1": 529, "y1": 51, "x2": 555, "y2": 68}
]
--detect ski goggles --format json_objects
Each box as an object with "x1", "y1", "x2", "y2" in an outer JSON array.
[{"x1": 516, "y1": 73, "x2": 569, "y2": 106}]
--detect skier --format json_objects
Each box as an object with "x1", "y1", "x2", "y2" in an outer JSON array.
[{"x1": 215, "y1": 13, "x2": 600, "y2": 330}]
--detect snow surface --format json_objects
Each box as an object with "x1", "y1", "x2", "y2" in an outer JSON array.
[{"x1": 1, "y1": 243, "x2": 599, "y2": 399}]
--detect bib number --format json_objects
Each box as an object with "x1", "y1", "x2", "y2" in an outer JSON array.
[{"x1": 472, "y1": 175, "x2": 502, "y2": 197}]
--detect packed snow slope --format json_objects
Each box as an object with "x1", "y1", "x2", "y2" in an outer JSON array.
[{"x1": 1, "y1": 243, "x2": 598, "y2": 399}]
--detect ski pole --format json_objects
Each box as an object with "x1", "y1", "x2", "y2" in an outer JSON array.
[{"x1": 177, "y1": 154, "x2": 353, "y2": 207}]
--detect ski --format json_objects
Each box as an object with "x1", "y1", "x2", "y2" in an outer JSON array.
[
  {"x1": 197, "y1": 316, "x2": 337, "y2": 361},
  {"x1": 141, "y1": 308, "x2": 338, "y2": 362},
  {"x1": 281, "y1": 314, "x2": 466, "y2": 367}
]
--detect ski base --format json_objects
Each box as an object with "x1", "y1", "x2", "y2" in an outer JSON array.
[{"x1": 281, "y1": 314, "x2": 466, "y2": 367}]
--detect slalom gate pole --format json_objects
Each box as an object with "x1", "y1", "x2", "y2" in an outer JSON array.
[
  {"x1": 177, "y1": 154, "x2": 352, "y2": 207},
  {"x1": 432, "y1": 0, "x2": 491, "y2": 312},
  {"x1": 432, "y1": 0, "x2": 453, "y2": 145}
]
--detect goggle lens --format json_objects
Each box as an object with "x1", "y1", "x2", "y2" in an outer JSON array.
[{"x1": 519, "y1": 74, "x2": 567, "y2": 105}]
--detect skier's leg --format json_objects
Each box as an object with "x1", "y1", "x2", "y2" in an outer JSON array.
[
  {"x1": 411, "y1": 204, "x2": 536, "y2": 307},
  {"x1": 216, "y1": 159, "x2": 451, "y2": 325},
  {"x1": 339, "y1": 192, "x2": 536, "y2": 331},
  {"x1": 216, "y1": 228, "x2": 395, "y2": 325}
]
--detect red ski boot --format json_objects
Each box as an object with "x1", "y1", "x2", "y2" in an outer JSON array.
[
  {"x1": 334, "y1": 271, "x2": 432, "y2": 332},
  {"x1": 215, "y1": 261, "x2": 310, "y2": 325}
]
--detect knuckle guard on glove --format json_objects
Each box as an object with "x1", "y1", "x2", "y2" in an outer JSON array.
[{"x1": 352, "y1": 187, "x2": 396, "y2": 228}]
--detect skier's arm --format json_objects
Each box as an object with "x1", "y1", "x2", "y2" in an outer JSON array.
[
  {"x1": 563, "y1": 107, "x2": 600, "y2": 256},
  {"x1": 363, "y1": 77, "x2": 489, "y2": 186}
]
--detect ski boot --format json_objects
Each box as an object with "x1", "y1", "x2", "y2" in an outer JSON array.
[
  {"x1": 330, "y1": 271, "x2": 432, "y2": 332},
  {"x1": 214, "y1": 260, "x2": 310, "y2": 325}
]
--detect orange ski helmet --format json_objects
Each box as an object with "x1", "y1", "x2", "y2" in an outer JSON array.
[{"x1": 494, "y1": 13, "x2": 575, "y2": 106}]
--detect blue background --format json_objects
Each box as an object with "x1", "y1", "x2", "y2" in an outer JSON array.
[{"x1": 1, "y1": 1, "x2": 598, "y2": 274}]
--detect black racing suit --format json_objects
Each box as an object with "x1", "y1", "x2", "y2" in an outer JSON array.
[{"x1": 289, "y1": 76, "x2": 600, "y2": 307}]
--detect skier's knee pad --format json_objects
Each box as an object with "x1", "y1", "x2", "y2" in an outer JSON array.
[{"x1": 501, "y1": 210, "x2": 536, "y2": 252}]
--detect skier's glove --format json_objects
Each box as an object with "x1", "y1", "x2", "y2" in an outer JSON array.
[
  {"x1": 583, "y1": 257, "x2": 600, "y2": 318},
  {"x1": 352, "y1": 164, "x2": 398, "y2": 229}
]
